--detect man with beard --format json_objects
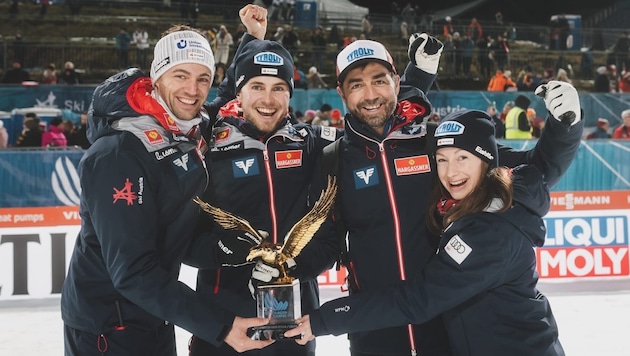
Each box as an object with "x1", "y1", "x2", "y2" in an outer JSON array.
[
  {"x1": 60, "y1": 12, "x2": 272, "y2": 355},
  {"x1": 286, "y1": 37, "x2": 582, "y2": 355}
]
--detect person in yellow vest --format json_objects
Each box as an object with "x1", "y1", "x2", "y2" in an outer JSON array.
[{"x1": 505, "y1": 94, "x2": 533, "y2": 139}]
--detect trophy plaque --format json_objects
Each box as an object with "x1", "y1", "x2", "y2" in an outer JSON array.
[{"x1": 249, "y1": 278, "x2": 302, "y2": 340}]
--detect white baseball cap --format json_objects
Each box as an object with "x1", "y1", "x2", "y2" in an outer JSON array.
[{"x1": 336, "y1": 40, "x2": 396, "y2": 84}]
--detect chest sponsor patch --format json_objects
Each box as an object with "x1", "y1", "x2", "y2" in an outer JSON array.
[
  {"x1": 164, "y1": 115, "x2": 179, "y2": 132},
  {"x1": 215, "y1": 128, "x2": 231, "y2": 144},
  {"x1": 394, "y1": 155, "x2": 431, "y2": 176},
  {"x1": 112, "y1": 178, "x2": 138, "y2": 205},
  {"x1": 353, "y1": 165, "x2": 378, "y2": 189},
  {"x1": 171, "y1": 152, "x2": 198, "y2": 177},
  {"x1": 232, "y1": 156, "x2": 260, "y2": 178},
  {"x1": 444, "y1": 234, "x2": 472, "y2": 265},
  {"x1": 275, "y1": 150, "x2": 303, "y2": 169},
  {"x1": 154, "y1": 147, "x2": 179, "y2": 160},
  {"x1": 143, "y1": 129, "x2": 164, "y2": 145},
  {"x1": 217, "y1": 141, "x2": 244, "y2": 152},
  {"x1": 320, "y1": 126, "x2": 337, "y2": 142}
]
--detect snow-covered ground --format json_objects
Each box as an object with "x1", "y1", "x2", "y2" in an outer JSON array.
[{"x1": 1, "y1": 280, "x2": 629, "y2": 355}]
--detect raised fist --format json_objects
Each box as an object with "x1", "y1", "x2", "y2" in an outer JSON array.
[
  {"x1": 239, "y1": 4, "x2": 267, "y2": 40},
  {"x1": 408, "y1": 33, "x2": 444, "y2": 75},
  {"x1": 535, "y1": 81, "x2": 582, "y2": 125}
]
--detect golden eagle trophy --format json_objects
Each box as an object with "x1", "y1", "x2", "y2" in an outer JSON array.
[{"x1": 193, "y1": 175, "x2": 338, "y2": 340}]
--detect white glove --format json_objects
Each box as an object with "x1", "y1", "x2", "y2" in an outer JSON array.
[
  {"x1": 408, "y1": 33, "x2": 444, "y2": 75},
  {"x1": 248, "y1": 259, "x2": 296, "y2": 299},
  {"x1": 535, "y1": 81, "x2": 582, "y2": 125}
]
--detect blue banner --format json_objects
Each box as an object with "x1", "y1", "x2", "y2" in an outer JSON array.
[
  {"x1": 1, "y1": 140, "x2": 629, "y2": 208},
  {"x1": 0, "y1": 149, "x2": 84, "y2": 207}
]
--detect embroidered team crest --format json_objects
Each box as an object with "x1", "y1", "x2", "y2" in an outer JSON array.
[
  {"x1": 215, "y1": 128, "x2": 231, "y2": 143},
  {"x1": 112, "y1": 178, "x2": 137, "y2": 205},
  {"x1": 143, "y1": 129, "x2": 164, "y2": 145},
  {"x1": 394, "y1": 155, "x2": 431, "y2": 176},
  {"x1": 275, "y1": 150, "x2": 303, "y2": 169},
  {"x1": 353, "y1": 166, "x2": 378, "y2": 189}
]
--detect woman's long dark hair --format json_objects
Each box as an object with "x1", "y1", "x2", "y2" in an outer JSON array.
[{"x1": 427, "y1": 162, "x2": 513, "y2": 235}]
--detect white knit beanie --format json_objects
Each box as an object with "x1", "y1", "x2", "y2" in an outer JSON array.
[{"x1": 150, "y1": 30, "x2": 215, "y2": 82}]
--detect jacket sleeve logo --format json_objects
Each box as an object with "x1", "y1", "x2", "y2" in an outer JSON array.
[
  {"x1": 444, "y1": 234, "x2": 472, "y2": 265},
  {"x1": 112, "y1": 178, "x2": 137, "y2": 205}
]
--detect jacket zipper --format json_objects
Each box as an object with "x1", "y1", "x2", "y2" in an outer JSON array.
[
  {"x1": 377, "y1": 141, "x2": 417, "y2": 356},
  {"x1": 348, "y1": 120, "x2": 419, "y2": 355},
  {"x1": 262, "y1": 148, "x2": 279, "y2": 243}
]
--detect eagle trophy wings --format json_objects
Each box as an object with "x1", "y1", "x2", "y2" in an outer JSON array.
[{"x1": 193, "y1": 175, "x2": 338, "y2": 282}]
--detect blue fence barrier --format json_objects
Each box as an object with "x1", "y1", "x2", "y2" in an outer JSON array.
[{"x1": 1, "y1": 140, "x2": 629, "y2": 208}]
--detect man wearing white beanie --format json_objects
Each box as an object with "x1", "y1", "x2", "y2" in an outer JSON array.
[{"x1": 60, "y1": 7, "x2": 274, "y2": 355}]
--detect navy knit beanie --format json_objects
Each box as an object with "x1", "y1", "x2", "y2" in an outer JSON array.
[
  {"x1": 234, "y1": 40, "x2": 294, "y2": 97},
  {"x1": 434, "y1": 110, "x2": 499, "y2": 167}
]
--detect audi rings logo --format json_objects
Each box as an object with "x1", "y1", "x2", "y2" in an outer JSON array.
[
  {"x1": 51, "y1": 157, "x2": 82, "y2": 206},
  {"x1": 449, "y1": 238, "x2": 467, "y2": 254},
  {"x1": 444, "y1": 235, "x2": 472, "y2": 265}
]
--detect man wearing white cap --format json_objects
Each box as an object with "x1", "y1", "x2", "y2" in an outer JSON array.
[
  {"x1": 285, "y1": 38, "x2": 584, "y2": 355},
  {"x1": 60, "y1": 17, "x2": 273, "y2": 355}
]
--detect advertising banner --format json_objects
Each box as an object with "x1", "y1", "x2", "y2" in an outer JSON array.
[
  {"x1": 1, "y1": 191, "x2": 629, "y2": 300},
  {"x1": 538, "y1": 191, "x2": 630, "y2": 279}
]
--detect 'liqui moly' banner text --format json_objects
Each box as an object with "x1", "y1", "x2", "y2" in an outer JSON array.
[{"x1": 537, "y1": 191, "x2": 630, "y2": 279}]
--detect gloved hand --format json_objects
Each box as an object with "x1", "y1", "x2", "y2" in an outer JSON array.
[
  {"x1": 215, "y1": 230, "x2": 266, "y2": 267},
  {"x1": 247, "y1": 259, "x2": 296, "y2": 299},
  {"x1": 408, "y1": 33, "x2": 444, "y2": 75},
  {"x1": 535, "y1": 80, "x2": 582, "y2": 125}
]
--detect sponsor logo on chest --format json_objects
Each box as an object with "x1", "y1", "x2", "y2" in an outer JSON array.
[
  {"x1": 215, "y1": 128, "x2": 231, "y2": 144},
  {"x1": 171, "y1": 152, "x2": 198, "y2": 177},
  {"x1": 143, "y1": 129, "x2": 164, "y2": 145},
  {"x1": 394, "y1": 155, "x2": 431, "y2": 176},
  {"x1": 275, "y1": 150, "x2": 303, "y2": 169},
  {"x1": 155, "y1": 147, "x2": 179, "y2": 160},
  {"x1": 353, "y1": 165, "x2": 378, "y2": 189},
  {"x1": 232, "y1": 156, "x2": 260, "y2": 178}
]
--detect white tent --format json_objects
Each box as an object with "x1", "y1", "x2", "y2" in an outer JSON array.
[{"x1": 316, "y1": 0, "x2": 369, "y2": 30}]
